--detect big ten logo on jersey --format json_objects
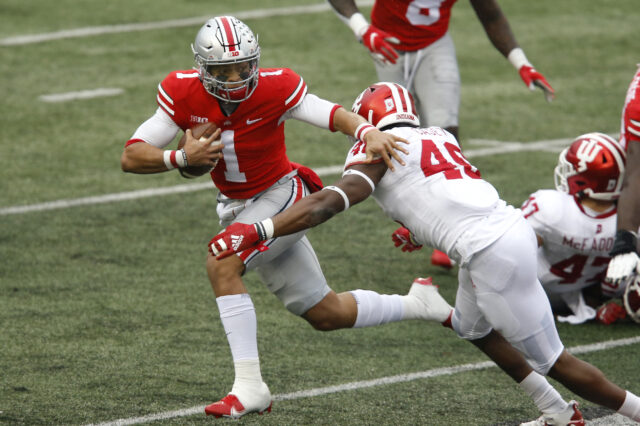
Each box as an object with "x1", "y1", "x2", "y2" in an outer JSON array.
[
  {"x1": 561, "y1": 234, "x2": 614, "y2": 253},
  {"x1": 190, "y1": 115, "x2": 208, "y2": 124}
]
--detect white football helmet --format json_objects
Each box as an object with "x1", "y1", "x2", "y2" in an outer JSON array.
[
  {"x1": 554, "y1": 132, "x2": 626, "y2": 200},
  {"x1": 191, "y1": 16, "x2": 260, "y2": 102}
]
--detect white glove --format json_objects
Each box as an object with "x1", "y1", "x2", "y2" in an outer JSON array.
[
  {"x1": 605, "y1": 230, "x2": 639, "y2": 289},
  {"x1": 605, "y1": 252, "x2": 640, "y2": 288}
]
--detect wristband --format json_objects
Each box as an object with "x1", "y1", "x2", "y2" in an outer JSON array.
[
  {"x1": 610, "y1": 230, "x2": 639, "y2": 256},
  {"x1": 354, "y1": 123, "x2": 376, "y2": 141},
  {"x1": 348, "y1": 12, "x2": 369, "y2": 39},
  {"x1": 255, "y1": 218, "x2": 274, "y2": 241},
  {"x1": 507, "y1": 48, "x2": 532, "y2": 70},
  {"x1": 163, "y1": 149, "x2": 187, "y2": 170}
]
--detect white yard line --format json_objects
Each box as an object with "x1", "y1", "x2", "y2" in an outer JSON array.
[
  {"x1": 86, "y1": 335, "x2": 640, "y2": 426},
  {"x1": 39, "y1": 88, "x2": 124, "y2": 102},
  {"x1": 0, "y1": 138, "x2": 570, "y2": 216},
  {"x1": 0, "y1": 1, "x2": 374, "y2": 46}
]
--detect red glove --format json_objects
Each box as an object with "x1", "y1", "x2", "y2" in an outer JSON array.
[
  {"x1": 519, "y1": 65, "x2": 555, "y2": 102},
  {"x1": 391, "y1": 227, "x2": 423, "y2": 252},
  {"x1": 208, "y1": 222, "x2": 268, "y2": 260},
  {"x1": 361, "y1": 25, "x2": 400, "y2": 64},
  {"x1": 596, "y1": 301, "x2": 627, "y2": 325}
]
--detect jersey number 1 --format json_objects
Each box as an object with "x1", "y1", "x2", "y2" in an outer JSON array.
[{"x1": 220, "y1": 130, "x2": 246, "y2": 182}]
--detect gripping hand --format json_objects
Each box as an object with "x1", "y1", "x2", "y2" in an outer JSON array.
[
  {"x1": 361, "y1": 25, "x2": 400, "y2": 65},
  {"x1": 391, "y1": 227, "x2": 423, "y2": 252},
  {"x1": 605, "y1": 230, "x2": 640, "y2": 290},
  {"x1": 208, "y1": 222, "x2": 267, "y2": 260},
  {"x1": 519, "y1": 65, "x2": 555, "y2": 102}
]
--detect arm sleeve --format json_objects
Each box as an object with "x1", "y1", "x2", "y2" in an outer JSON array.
[
  {"x1": 129, "y1": 107, "x2": 180, "y2": 149},
  {"x1": 284, "y1": 93, "x2": 341, "y2": 131}
]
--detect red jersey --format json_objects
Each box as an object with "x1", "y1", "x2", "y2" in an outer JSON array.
[
  {"x1": 371, "y1": 0, "x2": 457, "y2": 51},
  {"x1": 620, "y1": 65, "x2": 640, "y2": 151},
  {"x1": 157, "y1": 68, "x2": 307, "y2": 199}
]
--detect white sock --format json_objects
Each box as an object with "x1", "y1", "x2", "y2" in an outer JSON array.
[
  {"x1": 350, "y1": 289, "x2": 404, "y2": 328},
  {"x1": 618, "y1": 390, "x2": 640, "y2": 421},
  {"x1": 231, "y1": 359, "x2": 264, "y2": 396},
  {"x1": 217, "y1": 294, "x2": 264, "y2": 394},
  {"x1": 518, "y1": 371, "x2": 568, "y2": 414},
  {"x1": 216, "y1": 293, "x2": 260, "y2": 362}
]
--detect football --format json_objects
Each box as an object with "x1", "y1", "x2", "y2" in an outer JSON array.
[
  {"x1": 623, "y1": 273, "x2": 640, "y2": 323},
  {"x1": 177, "y1": 121, "x2": 221, "y2": 178}
]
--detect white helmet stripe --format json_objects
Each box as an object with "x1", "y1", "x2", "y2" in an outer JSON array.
[
  {"x1": 217, "y1": 16, "x2": 238, "y2": 52},
  {"x1": 382, "y1": 82, "x2": 405, "y2": 113},
  {"x1": 399, "y1": 83, "x2": 413, "y2": 115}
]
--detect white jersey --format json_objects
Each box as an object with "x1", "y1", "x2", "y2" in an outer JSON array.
[
  {"x1": 344, "y1": 126, "x2": 521, "y2": 266},
  {"x1": 522, "y1": 189, "x2": 616, "y2": 294}
]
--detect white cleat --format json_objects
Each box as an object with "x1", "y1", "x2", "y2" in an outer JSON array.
[
  {"x1": 205, "y1": 382, "x2": 272, "y2": 419},
  {"x1": 520, "y1": 400, "x2": 585, "y2": 425},
  {"x1": 407, "y1": 277, "x2": 454, "y2": 323}
]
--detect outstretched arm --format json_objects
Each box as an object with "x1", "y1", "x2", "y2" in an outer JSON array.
[
  {"x1": 470, "y1": 0, "x2": 554, "y2": 102},
  {"x1": 327, "y1": 0, "x2": 399, "y2": 64},
  {"x1": 332, "y1": 107, "x2": 408, "y2": 170},
  {"x1": 209, "y1": 163, "x2": 387, "y2": 258}
]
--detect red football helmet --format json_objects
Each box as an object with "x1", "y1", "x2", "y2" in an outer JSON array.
[
  {"x1": 554, "y1": 132, "x2": 626, "y2": 200},
  {"x1": 351, "y1": 82, "x2": 420, "y2": 129}
]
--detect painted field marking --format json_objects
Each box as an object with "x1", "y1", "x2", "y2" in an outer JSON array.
[
  {"x1": 0, "y1": 1, "x2": 374, "y2": 46},
  {"x1": 86, "y1": 335, "x2": 640, "y2": 426},
  {"x1": 0, "y1": 137, "x2": 571, "y2": 216},
  {"x1": 39, "y1": 88, "x2": 124, "y2": 102}
]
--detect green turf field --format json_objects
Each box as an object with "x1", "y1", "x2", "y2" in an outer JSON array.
[{"x1": 1, "y1": 1, "x2": 639, "y2": 424}]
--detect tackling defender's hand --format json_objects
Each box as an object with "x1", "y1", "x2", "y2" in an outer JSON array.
[
  {"x1": 183, "y1": 128, "x2": 223, "y2": 167},
  {"x1": 209, "y1": 222, "x2": 268, "y2": 260},
  {"x1": 391, "y1": 227, "x2": 423, "y2": 252},
  {"x1": 361, "y1": 25, "x2": 400, "y2": 65},
  {"x1": 518, "y1": 65, "x2": 555, "y2": 102},
  {"x1": 363, "y1": 129, "x2": 408, "y2": 171}
]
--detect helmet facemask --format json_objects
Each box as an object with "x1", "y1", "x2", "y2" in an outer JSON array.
[{"x1": 195, "y1": 54, "x2": 260, "y2": 102}]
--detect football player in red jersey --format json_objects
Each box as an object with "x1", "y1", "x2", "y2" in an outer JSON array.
[
  {"x1": 328, "y1": 0, "x2": 554, "y2": 269},
  {"x1": 121, "y1": 16, "x2": 455, "y2": 419},
  {"x1": 209, "y1": 82, "x2": 640, "y2": 425},
  {"x1": 606, "y1": 65, "x2": 640, "y2": 294}
]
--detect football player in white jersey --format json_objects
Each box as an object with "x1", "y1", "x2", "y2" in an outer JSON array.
[
  {"x1": 209, "y1": 82, "x2": 640, "y2": 424},
  {"x1": 522, "y1": 133, "x2": 628, "y2": 325},
  {"x1": 329, "y1": 0, "x2": 555, "y2": 270}
]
